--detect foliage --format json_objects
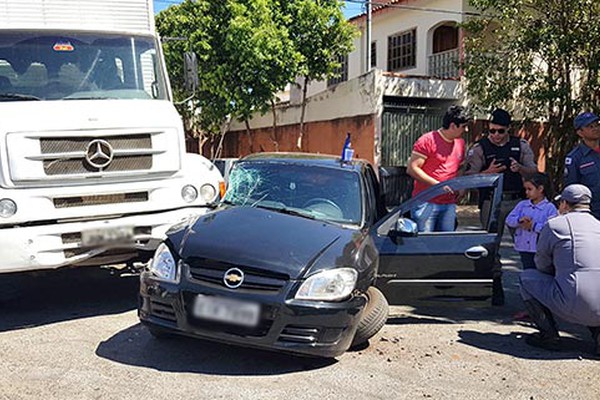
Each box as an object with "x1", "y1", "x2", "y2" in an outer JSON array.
[
  {"x1": 156, "y1": 0, "x2": 299, "y2": 149},
  {"x1": 462, "y1": 0, "x2": 600, "y2": 187},
  {"x1": 156, "y1": 0, "x2": 357, "y2": 152},
  {"x1": 283, "y1": 0, "x2": 358, "y2": 147}
]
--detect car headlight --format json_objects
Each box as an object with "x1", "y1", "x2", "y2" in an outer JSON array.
[
  {"x1": 181, "y1": 184, "x2": 198, "y2": 203},
  {"x1": 148, "y1": 243, "x2": 179, "y2": 282},
  {"x1": 295, "y1": 268, "x2": 358, "y2": 301},
  {"x1": 0, "y1": 198, "x2": 17, "y2": 218},
  {"x1": 200, "y1": 183, "x2": 217, "y2": 202}
]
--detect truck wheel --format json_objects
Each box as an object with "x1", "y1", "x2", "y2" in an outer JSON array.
[{"x1": 351, "y1": 287, "x2": 389, "y2": 347}]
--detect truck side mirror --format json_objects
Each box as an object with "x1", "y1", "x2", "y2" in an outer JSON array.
[{"x1": 183, "y1": 51, "x2": 198, "y2": 92}]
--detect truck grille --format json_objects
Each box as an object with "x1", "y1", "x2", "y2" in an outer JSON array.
[
  {"x1": 53, "y1": 192, "x2": 148, "y2": 208},
  {"x1": 40, "y1": 134, "x2": 152, "y2": 175}
]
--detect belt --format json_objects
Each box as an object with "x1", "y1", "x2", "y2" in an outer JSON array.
[{"x1": 501, "y1": 192, "x2": 522, "y2": 201}]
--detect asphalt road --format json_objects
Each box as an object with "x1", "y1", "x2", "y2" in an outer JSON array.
[{"x1": 1, "y1": 245, "x2": 599, "y2": 400}]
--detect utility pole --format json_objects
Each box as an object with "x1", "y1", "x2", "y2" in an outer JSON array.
[{"x1": 365, "y1": 0, "x2": 372, "y2": 72}]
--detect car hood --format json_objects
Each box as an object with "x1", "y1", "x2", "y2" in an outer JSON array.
[{"x1": 178, "y1": 206, "x2": 353, "y2": 279}]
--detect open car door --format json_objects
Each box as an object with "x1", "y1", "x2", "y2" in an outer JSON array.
[{"x1": 372, "y1": 174, "x2": 504, "y2": 305}]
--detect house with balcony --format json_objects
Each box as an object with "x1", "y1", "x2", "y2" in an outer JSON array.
[{"x1": 221, "y1": 0, "x2": 542, "y2": 198}]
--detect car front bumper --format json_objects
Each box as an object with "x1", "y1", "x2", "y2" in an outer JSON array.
[{"x1": 138, "y1": 272, "x2": 367, "y2": 358}]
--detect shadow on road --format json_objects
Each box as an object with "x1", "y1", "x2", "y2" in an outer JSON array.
[
  {"x1": 0, "y1": 268, "x2": 138, "y2": 333},
  {"x1": 96, "y1": 322, "x2": 336, "y2": 375},
  {"x1": 457, "y1": 330, "x2": 598, "y2": 361}
]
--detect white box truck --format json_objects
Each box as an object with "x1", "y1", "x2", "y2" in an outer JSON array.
[{"x1": 0, "y1": 0, "x2": 223, "y2": 274}]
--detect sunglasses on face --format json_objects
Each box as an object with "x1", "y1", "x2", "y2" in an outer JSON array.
[{"x1": 488, "y1": 128, "x2": 507, "y2": 135}]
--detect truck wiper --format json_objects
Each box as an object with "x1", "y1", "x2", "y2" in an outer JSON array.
[
  {"x1": 63, "y1": 96, "x2": 112, "y2": 100},
  {"x1": 0, "y1": 93, "x2": 41, "y2": 101}
]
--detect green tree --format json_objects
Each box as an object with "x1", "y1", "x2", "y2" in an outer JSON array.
[
  {"x1": 462, "y1": 0, "x2": 600, "y2": 188},
  {"x1": 281, "y1": 0, "x2": 358, "y2": 149},
  {"x1": 156, "y1": 0, "x2": 299, "y2": 154}
]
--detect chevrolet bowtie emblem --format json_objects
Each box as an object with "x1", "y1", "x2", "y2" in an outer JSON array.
[{"x1": 223, "y1": 268, "x2": 244, "y2": 289}]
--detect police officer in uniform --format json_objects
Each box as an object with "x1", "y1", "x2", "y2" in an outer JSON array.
[
  {"x1": 465, "y1": 108, "x2": 538, "y2": 305},
  {"x1": 564, "y1": 112, "x2": 600, "y2": 219},
  {"x1": 519, "y1": 184, "x2": 600, "y2": 354}
]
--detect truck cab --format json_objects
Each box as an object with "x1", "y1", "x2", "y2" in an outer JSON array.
[{"x1": 0, "y1": 0, "x2": 223, "y2": 273}]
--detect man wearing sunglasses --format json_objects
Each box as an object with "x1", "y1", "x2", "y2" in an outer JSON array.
[
  {"x1": 465, "y1": 108, "x2": 538, "y2": 305},
  {"x1": 564, "y1": 112, "x2": 600, "y2": 219}
]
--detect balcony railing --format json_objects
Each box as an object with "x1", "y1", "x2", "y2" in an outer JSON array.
[{"x1": 428, "y1": 48, "x2": 460, "y2": 79}]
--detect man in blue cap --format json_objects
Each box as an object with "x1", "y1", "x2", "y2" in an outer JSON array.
[
  {"x1": 564, "y1": 111, "x2": 600, "y2": 219},
  {"x1": 519, "y1": 184, "x2": 600, "y2": 354}
]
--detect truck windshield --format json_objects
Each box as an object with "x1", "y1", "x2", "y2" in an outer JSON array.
[{"x1": 0, "y1": 31, "x2": 168, "y2": 101}]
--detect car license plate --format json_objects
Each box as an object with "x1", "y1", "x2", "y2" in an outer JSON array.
[
  {"x1": 81, "y1": 226, "x2": 134, "y2": 246},
  {"x1": 193, "y1": 295, "x2": 260, "y2": 327}
]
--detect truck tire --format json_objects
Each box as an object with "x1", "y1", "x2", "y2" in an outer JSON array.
[{"x1": 351, "y1": 286, "x2": 389, "y2": 347}]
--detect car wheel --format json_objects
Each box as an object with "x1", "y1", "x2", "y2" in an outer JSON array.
[
  {"x1": 147, "y1": 325, "x2": 174, "y2": 340},
  {"x1": 351, "y1": 287, "x2": 389, "y2": 347}
]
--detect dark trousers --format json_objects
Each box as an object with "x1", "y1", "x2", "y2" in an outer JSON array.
[{"x1": 519, "y1": 252, "x2": 536, "y2": 270}]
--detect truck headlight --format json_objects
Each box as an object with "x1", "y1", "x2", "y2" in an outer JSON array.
[
  {"x1": 181, "y1": 184, "x2": 198, "y2": 203},
  {"x1": 148, "y1": 243, "x2": 179, "y2": 282},
  {"x1": 0, "y1": 198, "x2": 17, "y2": 218},
  {"x1": 200, "y1": 183, "x2": 217, "y2": 202},
  {"x1": 295, "y1": 268, "x2": 358, "y2": 301}
]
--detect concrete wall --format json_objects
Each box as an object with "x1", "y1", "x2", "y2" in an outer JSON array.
[{"x1": 230, "y1": 69, "x2": 380, "y2": 131}]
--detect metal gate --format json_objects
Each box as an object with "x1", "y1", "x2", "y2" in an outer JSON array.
[
  {"x1": 379, "y1": 100, "x2": 446, "y2": 207},
  {"x1": 381, "y1": 101, "x2": 445, "y2": 167}
]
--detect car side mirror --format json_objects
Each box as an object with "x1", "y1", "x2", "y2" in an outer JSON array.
[{"x1": 391, "y1": 217, "x2": 418, "y2": 237}]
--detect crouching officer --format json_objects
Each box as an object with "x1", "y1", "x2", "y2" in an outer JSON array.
[
  {"x1": 465, "y1": 108, "x2": 537, "y2": 305},
  {"x1": 519, "y1": 184, "x2": 600, "y2": 354}
]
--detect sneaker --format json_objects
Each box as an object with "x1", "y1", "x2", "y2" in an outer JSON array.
[{"x1": 525, "y1": 332, "x2": 562, "y2": 351}]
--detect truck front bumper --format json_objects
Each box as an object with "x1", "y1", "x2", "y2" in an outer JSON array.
[{"x1": 0, "y1": 207, "x2": 211, "y2": 273}]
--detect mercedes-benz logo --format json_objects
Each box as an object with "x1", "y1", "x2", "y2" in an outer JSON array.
[
  {"x1": 223, "y1": 268, "x2": 244, "y2": 289},
  {"x1": 85, "y1": 139, "x2": 114, "y2": 170}
]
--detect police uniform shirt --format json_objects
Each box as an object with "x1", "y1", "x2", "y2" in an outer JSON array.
[
  {"x1": 520, "y1": 210, "x2": 600, "y2": 327},
  {"x1": 465, "y1": 137, "x2": 537, "y2": 175},
  {"x1": 564, "y1": 143, "x2": 600, "y2": 219}
]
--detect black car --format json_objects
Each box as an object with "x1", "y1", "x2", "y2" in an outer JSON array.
[{"x1": 138, "y1": 153, "x2": 503, "y2": 358}]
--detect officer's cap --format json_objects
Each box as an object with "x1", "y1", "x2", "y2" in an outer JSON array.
[
  {"x1": 490, "y1": 108, "x2": 511, "y2": 126},
  {"x1": 574, "y1": 112, "x2": 599, "y2": 130},
  {"x1": 554, "y1": 184, "x2": 592, "y2": 204}
]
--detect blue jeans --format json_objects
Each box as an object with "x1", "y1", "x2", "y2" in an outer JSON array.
[
  {"x1": 519, "y1": 252, "x2": 536, "y2": 270},
  {"x1": 411, "y1": 202, "x2": 457, "y2": 232}
]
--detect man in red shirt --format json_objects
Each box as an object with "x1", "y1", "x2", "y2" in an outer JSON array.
[{"x1": 407, "y1": 105, "x2": 471, "y2": 231}]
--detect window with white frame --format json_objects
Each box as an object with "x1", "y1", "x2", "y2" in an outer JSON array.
[
  {"x1": 327, "y1": 54, "x2": 348, "y2": 86},
  {"x1": 387, "y1": 29, "x2": 416, "y2": 71}
]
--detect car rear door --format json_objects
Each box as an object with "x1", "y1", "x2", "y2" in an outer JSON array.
[{"x1": 372, "y1": 174, "x2": 504, "y2": 305}]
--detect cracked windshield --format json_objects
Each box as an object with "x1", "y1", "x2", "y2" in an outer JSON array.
[
  {"x1": 0, "y1": 32, "x2": 168, "y2": 101},
  {"x1": 224, "y1": 162, "x2": 362, "y2": 225}
]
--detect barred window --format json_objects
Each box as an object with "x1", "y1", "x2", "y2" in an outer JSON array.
[
  {"x1": 327, "y1": 54, "x2": 348, "y2": 86},
  {"x1": 387, "y1": 29, "x2": 416, "y2": 71}
]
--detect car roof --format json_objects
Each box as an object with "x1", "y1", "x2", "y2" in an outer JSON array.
[{"x1": 239, "y1": 152, "x2": 367, "y2": 172}]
